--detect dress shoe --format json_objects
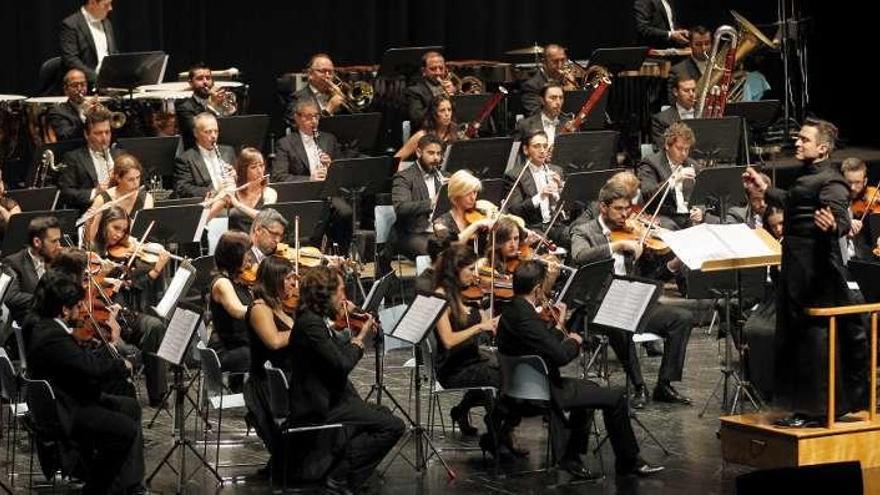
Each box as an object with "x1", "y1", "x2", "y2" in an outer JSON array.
[
  {"x1": 324, "y1": 477, "x2": 354, "y2": 495},
  {"x1": 631, "y1": 384, "x2": 649, "y2": 409},
  {"x1": 499, "y1": 430, "x2": 529, "y2": 457},
  {"x1": 652, "y1": 382, "x2": 692, "y2": 405},
  {"x1": 559, "y1": 457, "x2": 602, "y2": 481},
  {"x1": 450, "y1": 405, "x2": 479, "y2": 437},
  {"x1": 774, "y1": 413, "x2": 821, "y2": 428},
  {"x1": 479, "y1": 433, "x2": 499, "y2": 458},
  {"x1": 643, "y1": 340, "x2": 663, "y2": 357},
  {"x1": 617, "y1": 459, "x2": 665, "y2": 477}
]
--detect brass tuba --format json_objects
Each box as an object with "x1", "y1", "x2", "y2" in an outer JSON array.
[{"x1": 326, "y1": 75, "x2": 374, "y2": 112}]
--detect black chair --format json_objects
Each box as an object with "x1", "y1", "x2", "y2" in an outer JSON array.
[
  {"x1": 37, "y1": 57, "x2": 64, "y2": 96},
  {"x1": 0, "y1": 349, "x2": 27, "y2": 485},
  {"x1": 735, "y1": 461, "x2": 863, "y2": 494}
]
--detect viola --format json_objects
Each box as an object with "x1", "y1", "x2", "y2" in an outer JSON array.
[{"x1": 852, "y1": 186, "x2": 880, "y2": 218}]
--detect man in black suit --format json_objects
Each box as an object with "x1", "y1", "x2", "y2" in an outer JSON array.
[
  {"x1": 513, "y1": 82, "x2": 570, "y2": 144},
  {"x1": 389, "y1": 134, "x2": 445, "y2": 259},
  {"x1": 497, "y1": 260, "x2": 663, "y2": 479},
  {"x1": 47, "y1": 68, "x2": 88, "y2": 142},
  {"x1": 633, "y1": 0, "x2": 690, "y2": 49},
  {"x1": 2, "y1": 216, "x2": 62, "y2": 325},
  {"x1": 651, "y1": 73, "x2": 697, "y2": 148},
  {"x1": 570, "y1": 180, "x2": 694, "y2": 408},
  {"x1": 175, "y1": 62, "x2": 227, "y2": 150},
  {"x1": 26, "y1": 271, "x2": 145, "y2": 495},
  {"x1": 405, "y1": 51, "x2": 457, "y2": 130},
  {"x1": 504, "y1": 131, "x2": 569, "y2": 247},
  {"x1": 637, "y1": 122, "x2": 700, "y2": 230},
  {"x1": 520, "y1": 44, "x2": 567, "y2": 117},
  {"x1": 667, "y1": 25, "x2": 711, "y2": 102},
  {"x1": 172, "y1": 112, "x2": 236, "y2": 198},
  {"x1": 57, "y1": 107, "x2": 119, "y2": 213},
  {"x1": 59, "y1": 0, "x2": 118, "y2": 85},
  {"x1": 281, "y1": 53, "x2": 347, "y2": 122}
]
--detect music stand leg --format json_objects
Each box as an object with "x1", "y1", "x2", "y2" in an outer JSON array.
[{"x1": 593, "y1": 377, "x2": 670, "y2": 456}]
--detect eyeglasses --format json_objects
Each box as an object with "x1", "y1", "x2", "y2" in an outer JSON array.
[{"x1": 297, "y1": 112, "x2": 320, "y2": 121}]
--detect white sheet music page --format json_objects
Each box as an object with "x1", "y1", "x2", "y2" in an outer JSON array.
[
  {"x1": 193, "y1": 207, "x2": 211, "y2": 242},
  {"x1": 659, "y1": 223, "x2": 775, "y2": 270},
  {"x1": 593, "y1": 279, "x2": 657, "y2": 333},
  {"x1": 0, "y1": 272, "x2": 12, "y2": 302},
  {"x1": 157, "y1": 307, "x2": 199, "y2": 365},
  {"x1": 391, "y1": 294, "x2": 447, "y2": 345},
  {"x1": 153, "y1": 266, "x2": 194, "y2": 320}
]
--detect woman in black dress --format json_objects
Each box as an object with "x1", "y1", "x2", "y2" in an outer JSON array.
[{"x1": 208, "y1": 231, "x2": 253, "y2": 381}]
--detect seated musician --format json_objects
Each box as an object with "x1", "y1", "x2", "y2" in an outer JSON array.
[
  {"x1": 504, "y1": 130, "x2": 570, "y2": 248},
  {"x1": 26, "y1": 271, "x2": 146, "y2": 495},
  {"x1": 388, "y1": 134, "x2": 447, "y2": 258},
  {"x1": 249, "y1": 208, "x2": 288, "y2": 264},
  {"x1": 288, "y1": 266, "x2": 404, "y2": 492},
  {"x1": 2, "y1": 216, "x2": 62, "y2": 325},
  {"x1": 283, "y1": 53, "x2": 348, "y2": 120},
  {"x1": 172, "y1": 112, "x2": 236, "y2": 199},
  {"x1": 209, "y1": 231, "x2": 254, "y2": 381},
  {"x1": 667, "y1": 26, "x2": 712, "y2": 101},
  {"x1": 497, "y1": 260, "x2": 663, "y2": 479},
  {"x1": 520, "y1": 44, "x2": 568, "y2": 116},
  {"x1": 513, "y1": 82, "x2": 569, "y2": 146},
  {"x1": 652, "y1": 73, "x2": 697, "y2": 149},
  {"x1": 433, "y1": 169, "x2": 495, "y2": 247},
  {"x1": 58, "y1": 107, "x2": 122, "y2": 213},
  {"x1": 83, "y1": 153, "x2": 155, "y2": 244},
  {"x1": 725, "y1": 171, "x2": 769, "y2": 228},
  {"x1": 395, "y1": 94, "x2": 460, "y2": 162},
  {"x1": 431, "y1": 244, "x2": 524, "y2": 454},
  {"x1": 90, "y1": 206, "x2": 170, "y2": 407},
  {"x1": 207, "y1": 147, "x2": 277, "y2": 233},
  {"x1": 841, "y1": 157, "x2": 875, "y2": 260},
  {"x1": 47, "y1": 68, "x2": 88, "y2": 142},
  {"x1": 763, "y1": 204, "x2": 784, "y2": 241},
  {"x1": 405, "y1": 51, "x2": 458, "y2": 130},
  {"x1": 0, "y1": 170, "x2": 21, "y2": 242},
  {"x1": 637, "y1": 122, "x2": 700, "y2": 231},
  {"x1": 570, "y1": 180, "x2": 694, "y2": 408},
  {"x1": 483, "y1": 216, "x2": 543, "y2": 277},
  {"x1": 176, "y1": 62, "x2": 227, "y2": 150}
]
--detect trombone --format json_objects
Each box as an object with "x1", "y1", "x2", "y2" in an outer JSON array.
[
  {"x1": 433, "y1": 68, "x2": 484, "y2": 96},
  {"x1": 325, "y1": 75, "x2": 374, "y2": 112}
]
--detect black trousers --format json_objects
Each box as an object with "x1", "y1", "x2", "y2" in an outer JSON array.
[
  {"x1": 311, "y1": 196, "x2": 354, "y2": 253},
  {"x1": 389, "y1": 231, "x2": 432, "y2": 260},
  {"x1": 549, "y1": 378, "x2": 640, "y2": 469},
  {"x1": 72, "y1": 393, "x2": 144, "y2": 495},
  {"x1": 607, "y1": 303, "x2": 692, "y2": 388},
  {"x1": 125, "y1": 313, "x2": 168, "y2": 404},
  {"x1": 325, "y1": 396, "x2": 405, "y2": 488}
]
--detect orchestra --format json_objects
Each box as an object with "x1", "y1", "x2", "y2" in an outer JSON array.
[{"x1": 0, "y1": 5, "x2": 871, "y2": 493}]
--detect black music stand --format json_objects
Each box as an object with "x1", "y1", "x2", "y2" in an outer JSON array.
[
  {"x1": 96, "y1": 51, "x2": 168, "y2": 92},
  {"x1": 28, "y1": 139, "x2": 85, "y2": 186},
  {"x1": 131, "y1": 205, "x2": 203, "y2": 244},
  {"x1": 561, "y1": 90, "x2": 609, "y2": 131},
  {"x1": 451, "y1": 94, "x2": 492, "y2": 123},
  {"x1": 116, "y1": 135, "x2": 181, "y2": 179},
  {"x1": 377, "y1": 46, "x2": 444, "y2": 80},
  {"x1": 689, "y1": 166, "x2": 748, "y2": 219},
  {"x1": 155, "y1": 197, "x2": 202, "y2": 208},
  {"x1": 269, "y1": 200, "x2": 327, "y2": 244},
  {"x1": 218, "y1": 114, "x2": 270, "y2": 150},
  {"x1": 562, "y1": 259, "x2": 614, "y2": 380},
  {"x1": 587, "y1": 46, "x2": 649, "y2": 73},
  {"x1": 1, "y1": 209, "x2": 77, "y2": 256},
  {"x1": 444, "y1": 137, "x2": 513, "y2": 178},
  {"x1": 725, "y1": 100, "x2": 782, "y2": 130},
  {"x1": 552, "y1": 131, "x2": 619, "y2": 172},
  {"x1": 271, "y1": 180, "x2": 326, "y2": 203},
  {"x1": 319, "y1": 113, "x2": 383, "y2": 153},
  {"x1": 560, "y1": 169, "x2": 622, "y2": 213},
  {"x1": 5, "y1": 187, "x2": 59, "y2": 211},
  {"x1": 687, "y1": 116, "x2": 745, "y2": 166}
]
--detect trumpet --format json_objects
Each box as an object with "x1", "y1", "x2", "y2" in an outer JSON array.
[
  {"x1": 83, "y1": 96, "x2": 126, "y2": 129},
  {"x1": 33, "y1": 149, "x2": 66, "y2": 188},
  {"x1": 207, "y1": 87, "x2": 237, "y2": 117},
  {"x1": 325, "y1": 75, "x2": 374, "y2": 113}
]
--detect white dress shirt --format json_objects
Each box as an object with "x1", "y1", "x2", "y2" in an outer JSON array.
[
  {"x1": 309, "y1": 85, "x2": 330, "y2": 112},
  {"x1": 676, "y1": 103, "x2": 695, "y2": 120},
  {"x1": 81, "y1": 7, "x2": 109, "y2": 72},
  {"x1": 198, "y1": 145, "x2": 227, "y2": 191},
  {"x1": 666, "y1": 155, "x2": 692, "y2": 214},
  {"x1": 541, "y1": 112, "x2": 560, "y2": 146},
  {"x1": 528, "y1": 161, "x2": 555, "y2": 224},
  {"x1": 598, "y1": 216, "x2": 627, "y2": 276},
  {"x1": 299, "y1": 131, "x2": 324, "y2": 180},
  {"x1": 27, "y1": 248, "x2": 46, "y2": 280},
  {"x1": 660, "y1": 0, "x2": 676, "y2": 31},
  {"x1": 88, "y1": 146, "x2": 113, "y2": 192}
]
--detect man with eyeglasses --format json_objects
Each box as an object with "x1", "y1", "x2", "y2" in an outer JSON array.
[
  {"x1": 249, "y1": 209, "x2": 288, "y2": 261},
  {"x1": 282, "y1": 53, "x2": 347, "y2": 120},
  {"x1": 47, "y1": 68, "x2": 89, "y2": 142}
]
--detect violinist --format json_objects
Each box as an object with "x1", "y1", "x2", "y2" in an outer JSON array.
[
  {"x1": 209, "y1": 231, "x2": 254, "y2": 383},
  {"x1": 485, "y1": 216, "x2": 538, "y2": 277},
  {"x1": 395, "y1": 95, "x2": 461, "y2": 163},
  {"x1": 433, "y1": 169, "x2": 495, "y2": 247},
  {"x1": 841, "y1": 157, "x2": 874, "y2": 260},
  {"x1": 2, "y1": 216, "x2": 62, "y2": 325},
  {"x1": 763, "y1": 205, "x2": 784, "y2": 241},
  {"x1": 390, "y1": 134, "x2": 447, "y2": 259},
  {"x1": 570, "y1": 180, "x2": 694, "y2": 408},
  {"x1": 91, "y1": 206, "x2": 169, "y2": 407},
  {"x1": 249, "y1": 208, "x2": 288, "y2": 265},
  {"x1": 83, "y1": 153, "x2": 155, "y2": 245},
  {"x1": 431, "y1": 244, "x2": 524, "y2": 456},
  {"x1": 206, "y1": 147, "x2": 277, "y2": 233}
]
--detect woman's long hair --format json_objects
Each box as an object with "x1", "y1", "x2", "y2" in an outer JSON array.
[
  {"x1": 252, "y1": 256, "x2": 293, "y2": 310},
  {"x1": 93, "y1": 205, "x2": 130, "y2": 253},
  {"x1": 432, "y1": 244, "x2": 478, "y2": 327},
  {"x1": 297, "y1": 265, "x2": 342, "y2": 319},
  {"x1": 421, "y1": 94, "x2": 458, "y2": 143}
]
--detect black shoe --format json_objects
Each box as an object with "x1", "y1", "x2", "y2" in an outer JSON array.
[
  {"x1": 324, "y1": 477, "x2": 353, "y2": 495},
  {"x1": 450, "y1": 405, "x2": 479, "y2": 437},
  {"x1": 774, "y1": 413, "x2": 821, "y2": 428},
  {"x1": 559, "y1": 457, "x2": 602, "y2": 481},
  {"x1": 617, "y1": 459, "x2": 665, "y2": 477},
  {"x1": 127, "y1": 483, "x2": 151, "y2": 495},
  {"x1": 643, "y1": 340, "x2": 663, "y2": 357},
  {"x1": 652, "y1": 382, "x2": 692, "y2": 405},
  {"x1": 479, "y1": 433, "x2": 499, "y2": 458},
  {"x1": 631, "y1": 384, "x2": 649, "y2": 409}
]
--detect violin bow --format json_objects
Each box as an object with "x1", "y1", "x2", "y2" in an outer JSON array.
[
  {"x1": 124, "y1": 221, "x2": 156, "y2": 272},
  {"x1": 637, "y1": 164, "x2": 680, "y2": 247}
]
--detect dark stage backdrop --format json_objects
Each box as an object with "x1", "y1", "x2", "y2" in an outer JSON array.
[{"x1": 1, "y1": 0, "x2": 874, "y2": 146}]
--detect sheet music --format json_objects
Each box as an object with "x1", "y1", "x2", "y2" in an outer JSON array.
[
  {"x1": 506, "y1": 141, "x2": 521, "y2": 173},
  {"x1": 193, "y1": 207, "x2": 211, "y2": 242},
  {"x1": 0, "y1": 272, "x2": 12, "y2": 303},
  {"x1": 390, "y1": 294, "x2": 447, "y2": 345},
  {"x1": 592, "y1": 278, "x2": 657, "y2": 333},
  {"x1": 157, "y1": 307, "x2": 200, "y2": 365},
  {"x1": 659, "y1": 223, "x2": 776, "y2": 270},
  {"x1": 153, "y1": 266, "x2": 194, "y2": 320}
]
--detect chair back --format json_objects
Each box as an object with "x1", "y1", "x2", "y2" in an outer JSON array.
[
  {"x1": 37, "y1": 56, "x2": 63, "y2": 96},
  {"x1": 374, "y1": 205, "x2": 397, "y2": 245},
  {"x1": 196, "y1": 342, "x2": 225, "y2": 395},
  {"x1": 13, "y1": 323, "x2": 27, "y2": 371},
  {"x1": 498, "y1": 353, "x2": 552, "y2": 402},
  {"x1": 263, "y1": 361, "x2": 290, "y2": 420},
  {"x1": 23, "y1": 378, "x2": 64, "y2": 437},
  {"x1": 0, "y1": 348, "x2": 19, "y2": 401}
]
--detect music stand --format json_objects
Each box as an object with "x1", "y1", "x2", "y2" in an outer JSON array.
[
  {"x1": 552, "y1": 131, "x2": 619, "y2": 172},
  {"x1": 131, "y1": 205, "x2": 204, "y2": 244},
  {"x1": 155, "y1": 197, "x2": 202, "y2": 208},
  {"x1": 96, "y1": 51, "x2": 168, "y2": 92},
  {"x1": 271, "y1": 180, "x2": 326, "y2": 203},
  {"x1": 687, "y1": 117, "x2": 745, "y2": 166},
  {"x1": 444, "y1": 137, "x2": 513, "y2": 178},
  {"x1": 725, "y1": 100, "x2": 782, "y2": 130},
  {"x1": 218, "y1": 114, "x2": 270, "y2": 150},
  {"x1": 377, "y1": 46, "x2": 444, "y2": 79},
  {"x1": 560, "y1": 169, "x2": 622, "y2": 206},
  {"x1": 5, "y1": 188, "x2": 58, "y2": 211},
  {"x1": 451, "y1": 94, "x2": 492, "y2": 124},
  {"x1": 1, "y1": 209, "x2": 77, "y2": 256},
  {"x1": 689, "y1": 166, "x2": 748, "y2": 219},
  {"x1": 319, "y1": 113, "x2": 383, "y2": 153},
  {"x1": 561, "y1": 90, "x2": 609, "y2": 131},
  {"x1": 587, "y1": 46, "x2": 649, "y2": 73},
  {"x1": 363, "y1": 272, "x2": 412, "y2": 407},
  {"x1": 270, "y1": 200, "x2": 327, "y2": 244},
  {"x1": 116, "y1": 136, "x2": 181, "y2": 179}
]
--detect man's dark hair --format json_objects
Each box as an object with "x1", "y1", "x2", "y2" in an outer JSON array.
[
  {"x1": 84, "y1": 106, "x2": 112, "y2": 132},
  {"x1": 599, "y1": 180, "x2": 632, "y2": 206},
  {"x1": 421, "y1": 50, "x2": 444, "y2": 68},
  {"x1": 187, "y1": 62, "x2": 211, "y2": 81},
  {"x1": 540, "y1": 82, "x2": 564, "y2": 99},
  {"x1": 670, "y1": 71, "x2": 696, "y2": 91},
  {"x1": 521, "y1": 130, "x2": 549, "y2": 156},
  {"x1": 513, "y1": 260, "x2": 548, "y2": 296},
  {"x1": 32, "y1": 270, "x2": 85, "y2": 318},
  {"x1": 690, "y1": 25, "x2": 711, "y2": 37},
  {"x1": 803, "y1": 117, "x2": 839, "y2": 153},
  {"x1": 417, "y1": 133, "x2": 444, "y2": 151},
  {"x1": 298, "y1": 265, "x2": 343, "y2": 319},
  {"x1": 27, "y1": 216, "x2": 60, "y2": 248}
]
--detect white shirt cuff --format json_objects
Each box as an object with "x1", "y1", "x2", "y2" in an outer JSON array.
[{"x1": 531, "y1": 194, "x2": 542, "y2": 207}]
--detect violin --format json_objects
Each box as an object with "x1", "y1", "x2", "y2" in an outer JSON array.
[
  {"x1": 333, "y1": 302, "x2": 372, "y2": 334},
  {"x1": 609, "y1": 216, "x2": 670, "y2": 254},
  {"x1": 282, "y1": 281, "x2": 300, "y2": 314},
  {"x1": 108, "y1": 240, "x2": 181, "y2": 265},
  {"x1": 852, "y1": 186, "x2": 880, "y2": 218}
]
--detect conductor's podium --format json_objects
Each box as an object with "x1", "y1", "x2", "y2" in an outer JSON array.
[{"x1": 720, "y1": 302, "x2": 880, "y2": 494}]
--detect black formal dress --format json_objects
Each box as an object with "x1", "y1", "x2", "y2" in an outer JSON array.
[
  {"x1": 174, "y1": 96, "x2": 209, "y2": 150},
  {"x1": 288, "y1": 310, "x2": 404, "y2": 488},
  {"x1": 97, "y1": 189, "x2": 146, "y2": 217},
  {"x1": 171, "y1": 144, "x2": 235, "y2": 199},
  {"x1": 59, "y1": 9, "x2": 118, "y2": 83},
  {"x1": 26, "y1": 317, "x2": 143, "y2": 495},
  {"x1": 208, "y1": 275, "x2": 252, "y2": 374},
  {"x1": 227, "y1": 194, "x2": 264, "y2": 233},
  {"x1": 497, "y1": 297, "x2": 641, "y2": 469},
  {"x1": 58, "y1": 146, "x2": 120, "y2": 213},
  {"x1": 634, "y1": 0, "x2": 676, "y2": 49},
  {"x1": 389, "y1": 162, "x2": 444, "y2": 259},
  {"x1": 767, "y1": 160, "x2": 868, "y2": 417},
  {"x1": 46, "y1": 101, "x2": 84, "y2": 142}
]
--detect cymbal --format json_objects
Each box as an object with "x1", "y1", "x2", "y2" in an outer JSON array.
[{"x1": 506, "y1": 45, "x2": 544, "y2": 55}]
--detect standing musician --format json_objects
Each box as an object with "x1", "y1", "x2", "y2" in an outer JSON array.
[
  {"x1": 667, "y1": 26, "x2": 712, "y2": 101},
  {"x1": 207, "y1": 147, "x2": 277, "y2": 234},
  {"x1": 58, "y1": 107, "x2": 121, "y2": 213},
  {"x1": 637, "y1": 122, "x2": 700, "y2": 230},
  {"x1": 208, "y1": 231, "x2": 254, "y2": 381},
  {"x1": 0, "y1": 169, "x2": 21, "y2": 242},
  {"x1": 395, "y1": 94, "x2": 461, "y2": 162},
  {"x1": 433, "y1": 169, "x2": 496, "y2": 248},
  {"x1": 633, "y1": 0, "x2": 690, "y2": 49},
  {"x1": 520, "y1": 44, "x2": 569, "y2": 117},
  {"x1": 570, "y1": 180, "x2": 694, "y2": 408},
  {"x1": 176, "y1": 62, "x2": 235, "y2": 150},
  {"x1": 513, "y1": 82, "x2": 570, "y2": 146},
  {"x1": 497, "y1": 260, "x2": 664, "y2": 479},
  {"x1": 83, "y1": 153, "x2": 155, "y2": 245},
  {"x1": 284, "y1": 53, "x2": 348, "y2": 119},
  {"x1": 47, "y1": 68, "x2": 89, "y2": 142},
  {"x1": 389, "y1": 134, "x2": 447, "y2": 258},
  {"x1": 89, "y1": 206, "x2": 170, "y2": 407},
  {"x1": 2, "y1": 216, "x2": 63, "y2": 325},
  {"x1": 288, "y1": 266, "x2": 404, "y2": 492},
  {"x1": 405, "y1": 51, "x2": 458, "y2": 130},
  {"x1": 743, "y1": 118, "x2": 868, "y2": 427},
  {"x1": 25, "y1": 271, "x2": 146, "y2": 495},
  {"x1": 172, "y1": 112, "x2": 236, "y2": 199},
  {"x1": 652, "y1": 73, "x2": 697, "y2": 149},
  {"x1": 840, "y1": 157, "x2": 874, "y2": 261},
  {"x1": 504, "y1": 131, "x2": 570, "y2": 248},
  {"x1": 59, "y1": 0, "x2": 118, "y2": 84}
]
